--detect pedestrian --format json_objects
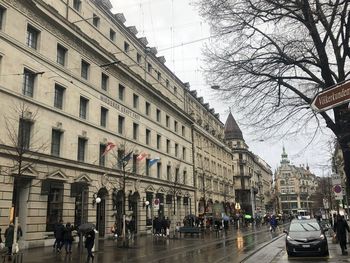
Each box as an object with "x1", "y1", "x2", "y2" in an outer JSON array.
[
  {"x1": 270, "y1": 215, "x2": 277, "y2": 232},
  {"x1": 84, "y1": 228, "x2": 95, "y2": 262},
  {"x1": 63, "y1": 222, "x2": 74, "y2": 254},
  {"x1": 333, "y1": 214, "x2": 350, "y2": 255},
  {"x1": 4, "y1": 223, "x2": 14, "y2": 260},
  {"x1": 54, "y1": 219, "x2": 65, "y2": 253}
]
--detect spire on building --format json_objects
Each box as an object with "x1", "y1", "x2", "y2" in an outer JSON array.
[
  {"x1": 281, "y1": 146, "x2": 290, "y2": 164},
  {"x1": 224, "y1": 112, "x2": 243, "y2": 140}
]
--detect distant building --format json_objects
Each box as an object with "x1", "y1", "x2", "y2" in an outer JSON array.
[
  {"x1": 275, "y1": 147, "x2": 318, "y2": 215},
  {"x1": 224, "y1": 112, "x2": 273, "y2": 216}
]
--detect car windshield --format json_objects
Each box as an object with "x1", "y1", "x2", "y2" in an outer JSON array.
[{"x1": 289, "y1": 222, "x2": 320, "y2": 232}]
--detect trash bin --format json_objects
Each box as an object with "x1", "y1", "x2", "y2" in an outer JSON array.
[{"x1": 92, "y1": 230, "x2": 98, "y2": 252}]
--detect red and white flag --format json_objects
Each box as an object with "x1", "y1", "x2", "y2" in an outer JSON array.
[
  {"x1": 102, "y1": 142, "x2": 116, "y2": 156},
  {"x1": 136, "y1": 152, "x2": 147, "y2": 161}
]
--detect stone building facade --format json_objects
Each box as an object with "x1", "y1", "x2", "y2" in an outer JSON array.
[
  {"x1": 275, "y1": 147, "x2": 318, "y2": 215},
  {"x1": 0, "y1": 0, "x2": 235, "y2": 248},
  {"x1": 224, "y1": 112, "x2": 273, "y2": 217}
]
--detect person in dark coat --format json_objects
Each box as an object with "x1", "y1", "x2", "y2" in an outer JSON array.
[
  {"x1": 54, "y1": 219, "x2": 65, "y2": 253},
  {"x1": 84, "y1": 229, "x2": 95, "y2": 262},
  {"x1": 4, "y1": 224, "x2": 14, "y2": 257},
  {"x1": 63, "y1": 222, "x2": 74, "y2": 254},
  {"x1": 333, "y1": 214, "x2": 350, "y2": 255}
]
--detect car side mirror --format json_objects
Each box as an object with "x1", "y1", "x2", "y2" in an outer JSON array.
[{"x1": 283, "y1": 229, "x2": 288, "y2": 234}]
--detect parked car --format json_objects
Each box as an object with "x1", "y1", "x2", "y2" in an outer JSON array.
[{"x1": 284, "y1": 219, "x2": 329, "y2": 257}]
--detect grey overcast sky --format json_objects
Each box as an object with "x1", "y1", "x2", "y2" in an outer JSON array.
[{"x1": 111, "y1": 0, "x2": 334, "y2": 177}]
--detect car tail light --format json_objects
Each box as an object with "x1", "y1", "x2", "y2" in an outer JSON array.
[{"x1": 320, "y1": 234, "x2": 325, "y2": 240}]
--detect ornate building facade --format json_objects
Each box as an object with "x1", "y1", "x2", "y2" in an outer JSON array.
[
  {"x1": 275, "y1": 148, "x2": 318, "y2": 215},
  {"x1": 224, "y1": 112, "x2": 273, "y2": 217}
]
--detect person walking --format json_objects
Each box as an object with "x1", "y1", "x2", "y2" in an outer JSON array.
[
  {"x1": 4, "y1": 224, "x2": 14, "y2": 260},
  {"x1": 270, "y1": 215, "x2": 277, "y2": 232},
  {"x1": 84, "y1": 228, "x2": 95, "y2": 262},
  {"x1": 63, "y1": 222, "x2": 74, "y2": 254},
  {"x1": 54, "y1": 220, "x2": 65, "y2": 253},
  {"x1": 333, "y1": 214, "x2": 350, "y2": 255}
]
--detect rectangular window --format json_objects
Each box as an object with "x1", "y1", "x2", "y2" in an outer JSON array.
[
  {"x1": 137, "y1": 53, "x2": 142, "y2": 64},
  {"x1": 117, "y1": 149, "x2": 124, "y2": 169},
  {"x1": 81, "y1": 60, "x2": 89, "y2": 80},
  {"x1": 175, "y1": 168, "x2": 179, "y2": 182},
  {"x1": 77, "y1": 137, "x2": 87, "y2": 162},
  {"x1": 79, "y1": 97, "x2": 88, "y2": 119},
  {"x1": 157, "y1": 162, "x2": 161, "y2": 179},
  {"x1": 23, "y1": 69, "x2": 35, "y2": 97},
  {"x1": 174, "y1": 120, "x2": 178, "y2": 132},
  {"x1": 118, "y1": 115, "x2": 124, "y2": 134},
  {"x1": 145, "y1": 102, "x2": 150, "y2": 116},
  {"x1": 133, "y1": 123, "x2": 139, "y2": 140},
  {"x1": 109, "y1": 29, "x2": 116, "y2": 41},
  {"x1": 92, "y1": 14, "x2": 100, "y2": 27},
  {"x1": 101, "y1": 73, "x2": 109, "y2": 91},
  {"x1": 182, "y1": 126, "x2": 185, "y2": 136},
  {"x1": 157, "y1": 71, "x2": 161, "y2": 81},
  {"x1": 132, "y1": 154, "x2": 137, "y2": 173},
  {"x1": 118, "y1": 84, "x2": 125, "y2": 101},
  {"x1": 147, "y1": 63, "x2": 152, "y2": 73},
  {"x1": 183, "y1": 171, "x2": 187, "y2": 185},
  {"x1": 45, "y1": 182, "x2": 63, "y2": 232},
  {"x1": 73, "y1": 0, "x2": 81, "y2": 11},
  {"x1": 26, "y1": 25, "x2": 39, "y2": 49},
  {"x1": 133, "y1": 94, "x2": 139, "y2": 109},
  {"x1": 166, "y1": 115, "x2": 170, "y2": 128},
  {"x1": 124, "y1": 42, "x2": 130, "y2": 52},
  {"x1": 57, "y1": 44, "x2": 67, "y2": 66},
  {"x1": 156, "y1": 109, "x2": 161, "y2": 122},
  {"x1": 166, "y1": 139, "x2": 170, "y2": 154},
  {"x1": 166, "y1": 79, "x2": 169, "y2": 88},
  {"x1": 182, "y1": 147, "x2": 186, "y2": 160},
  {"x1": 157, "y1": 134, "x2": 161, "y2": 150},
  {"x1": 145, "y1": 159, "x2": 150, "y2": 176},
  {"x1": 18, "y1": 118, "x2": 32, "y2": 150},
  {"x1": 100, "y1": 107, "x2": 108, "y2": 127},
  {"x1": 146, "y1": 129, "x2": 151, "y2": 145},
  {"x1": 175, "y1": 143, "x2": 178, "y2": 157},
  {"x1": 99, "y1": 144, "x2": 106, "y2": 166},
  {"x1": 0, "y1": 6, "x2": 5, "y2": 30},
  {"x1": 167, "y1": 165, "x2": 171, "y2": 181},
  {"x1": 54, "y1": 84, "x2": 65, "y2": 109},
  {"x1": 174, "y1": 86, "x2": 177, "y2": 96}
]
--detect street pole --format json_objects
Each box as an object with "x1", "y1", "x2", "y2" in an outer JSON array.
[{"x1": 122, "y1": 161, "x2": 126, "y2": 247}]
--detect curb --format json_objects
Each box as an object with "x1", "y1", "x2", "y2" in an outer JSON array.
[{"x1": 240, "y1": 233, "x2": 285, "y2": 262}]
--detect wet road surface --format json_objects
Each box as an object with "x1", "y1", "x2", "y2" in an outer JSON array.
[{"x1": 21, "y1": 225, "x2": 282, "y2": 263}]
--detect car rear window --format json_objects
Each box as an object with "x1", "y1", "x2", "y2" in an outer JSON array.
[{"x1": 289, "y1": 222, "x2": 320, "y2": 231}]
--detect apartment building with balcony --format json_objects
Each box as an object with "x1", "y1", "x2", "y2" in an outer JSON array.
[{"x1": 275, "y1": 147, "x2": 318, "y2": 215}]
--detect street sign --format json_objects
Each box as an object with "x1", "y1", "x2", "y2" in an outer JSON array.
[
  {"x1": 311, "y1": 80, "x2": 350, "y2": 112},
  {"x1": 332, "y1": 174, "x2": 343, "y2": 200}
]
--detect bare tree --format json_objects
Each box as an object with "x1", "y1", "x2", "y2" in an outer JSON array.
[
  {"x1": 1, "y1": 101, "x2": 48, "y2": 181},
  {"x1": 195, "y1": 0, "x2": 350, "y2": 181}
]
